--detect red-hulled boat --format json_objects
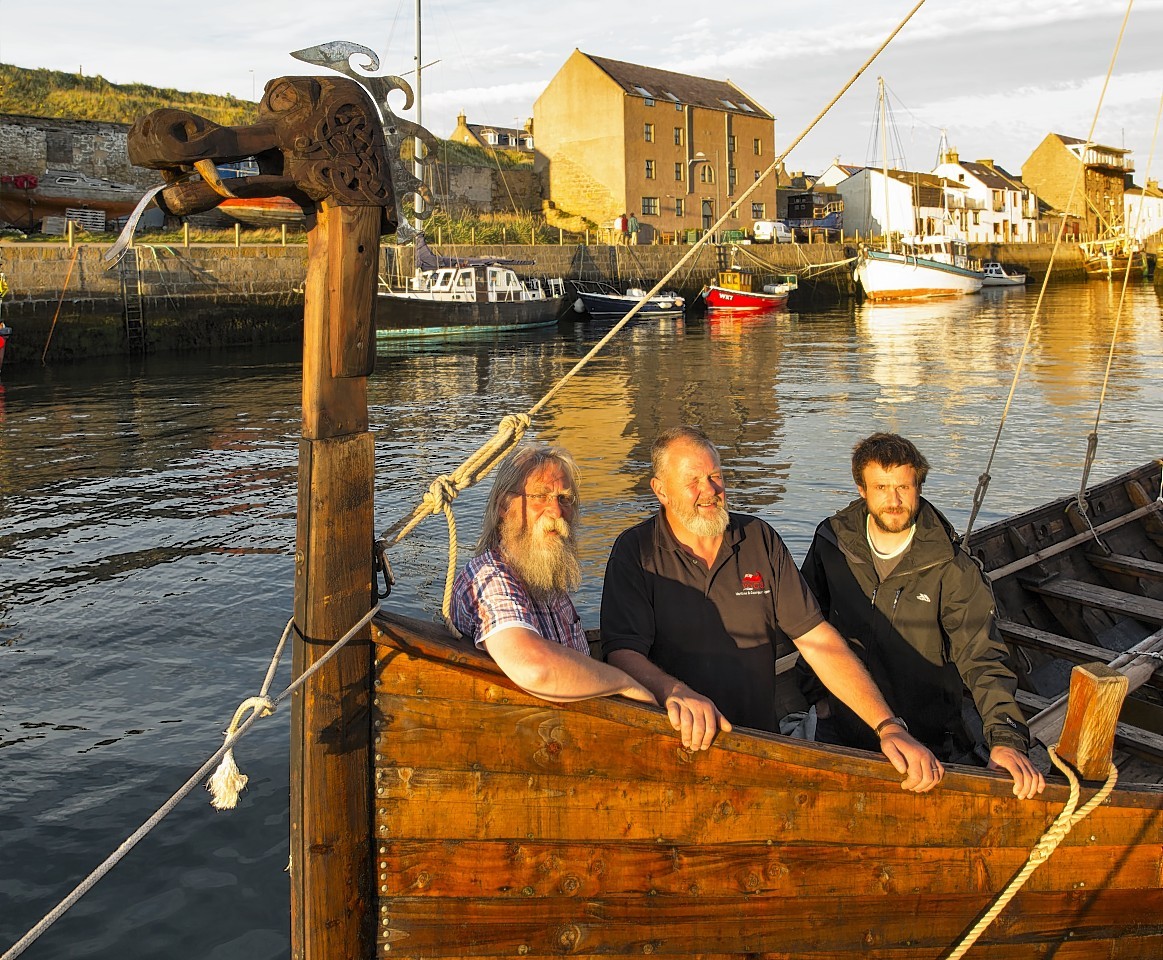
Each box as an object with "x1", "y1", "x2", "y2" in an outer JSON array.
[{"x1": 702, "y1": 268, "x2": 797, "y2": 312}]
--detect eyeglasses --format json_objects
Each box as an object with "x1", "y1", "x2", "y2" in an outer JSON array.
[{"x1": 523, "y1": 491, "x2": 578, "y2": 508}]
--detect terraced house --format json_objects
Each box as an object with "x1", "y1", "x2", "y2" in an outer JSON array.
[
  {"x1": 533, "y1": 51, "x2": 776, "y2": 242},
  {"x1": 1021, "y1": 133, "x2": 1134, "y2": 239}
]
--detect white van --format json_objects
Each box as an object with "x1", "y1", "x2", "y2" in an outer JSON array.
[{"x1": 752, "y1": 220, "x2": 793, "y2": 244}]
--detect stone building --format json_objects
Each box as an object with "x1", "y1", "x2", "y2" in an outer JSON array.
[
  {"x1": 533, "y1": 51, "x2": 776, "y2": 240},
  {"x1": 1021, "y1": 133, "x2": 1134, "y2": 239},
  {"x1": 449, "y1": 113, "x2": 534, "y2": 152}
]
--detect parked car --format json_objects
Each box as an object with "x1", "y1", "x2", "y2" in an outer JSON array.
[{"x1": 752, "y1": 220, "x2": 793, "y2": 244}]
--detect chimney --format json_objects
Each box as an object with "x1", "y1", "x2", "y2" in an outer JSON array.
[
  {"x1": 976, "y1": 158, "x2": 994, "y2": 169},
  {"x1": 940, "y1": 147, "x2": 959, "y2": 164}
]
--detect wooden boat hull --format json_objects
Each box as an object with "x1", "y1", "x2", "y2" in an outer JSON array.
[
  {"x1": 375, "y1": 294, "x2": 566, "y2": 337},
  {"x1": 856, "y1": 250, "x2": 983, "y2": 301},
  {"x1": 702, "y1": 284, "x2": 788, "y2": 311},
  {"x1": 370, "y1": 605, "x2": 1163, "y2": 959}
]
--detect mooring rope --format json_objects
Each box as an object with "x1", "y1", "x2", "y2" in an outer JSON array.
[
  {"x1": 1, "y1": 607, "x2": 379, "y2": 960},
  {"x1": 961, "y1": 0, "x2": 1135, "y2": 543},
  {"x1": 944, "y1": 747, "x2": 1118, "y2": 960},
  {"x1": 376, "y1": 0, "x2": 931, "y2": 623}
]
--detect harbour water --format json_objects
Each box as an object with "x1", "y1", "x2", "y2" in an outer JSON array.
[{"x1": 1, "y1": 282, "x2": 1161, "y2": 958}]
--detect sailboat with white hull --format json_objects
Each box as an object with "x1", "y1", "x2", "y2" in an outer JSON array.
[{"x1": 854, "y1": 80, "x2": 983, "y2": 301}]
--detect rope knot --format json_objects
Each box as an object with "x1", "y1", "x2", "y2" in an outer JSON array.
[
  {"x1": 423, "y1": 475, "x2": 460, "y2": 512},
  {"x1": 499, "y1": 413, "x2": 532, "y2": 436}
]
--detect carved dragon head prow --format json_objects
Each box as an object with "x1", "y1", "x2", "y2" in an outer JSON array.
[{"x1": 110, "y1": 41, "x2": 437, "y2": 260}]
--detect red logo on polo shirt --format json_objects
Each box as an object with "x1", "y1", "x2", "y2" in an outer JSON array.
[{"x1": 742, "y1": 572, "x2": 764, "y2": 590}]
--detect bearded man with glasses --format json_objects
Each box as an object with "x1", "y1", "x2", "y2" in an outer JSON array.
[{"x1": 451, "y1": 444, "x2": 655, "y2": 706}]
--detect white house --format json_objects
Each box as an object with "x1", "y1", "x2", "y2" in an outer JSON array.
[
  {"x1": 814, "y1": 160, "x2": 864, "y2": 189},
  {"x1": 835, "y1": 167, "x2": 969, "y2": 239},
  {"x1": 1125, "y1": 178, "x2": 1163, "y2": 241},
  {"x1": 932, "y1": 149, "x2": 1039, "y2": 242}
]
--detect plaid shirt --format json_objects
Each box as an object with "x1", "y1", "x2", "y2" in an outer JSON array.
[{"x1": 451, "y1": 548, "x2": 589, "y2": 654}]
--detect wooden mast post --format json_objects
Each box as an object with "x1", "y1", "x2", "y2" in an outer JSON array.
[
  {"x1": 124, "y1": 67, "x2": 421, "y2": 960},
  {"x1": 290, "y1": 199, "x2": 381, "y2": 960}
]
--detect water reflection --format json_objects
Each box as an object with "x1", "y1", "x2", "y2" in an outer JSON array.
[{"x1": 0, "y1": 283, "x2": 1161, "y2": 960}]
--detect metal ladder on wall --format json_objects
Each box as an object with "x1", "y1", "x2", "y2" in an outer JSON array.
[{"x1": 119, "y1": 248, "x2": 145, "y2": 351}]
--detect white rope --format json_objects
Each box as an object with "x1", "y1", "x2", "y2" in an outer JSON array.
[{"x1": 2, "y1": 606, "x2": 379, "y2": 960}]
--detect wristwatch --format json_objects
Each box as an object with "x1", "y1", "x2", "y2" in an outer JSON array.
[{"x1": 875, "y1": 715, "x2": 909, "y2": 737}]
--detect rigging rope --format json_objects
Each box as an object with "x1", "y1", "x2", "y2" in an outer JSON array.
[
  {"x1": 1075, "y1": 87, "x2": 1163, "y2": 518},
  {"x1": 0, "y1": 607, "x2": 379, "y2": 960},
  {"x1": 961, "y1": 0, "x2": 1136, "y2": 543},
  {"x1": 943, "y1": 748, "x2": 1118, "y2": 960}
]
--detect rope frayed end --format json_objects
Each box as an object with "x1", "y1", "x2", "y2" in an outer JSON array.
[
  {"x1": 207, "y1": 748, "x2": 249, "y2": 810},
  {"x1": 206, "y1": 695, "x2": 275, "y2": 811}
]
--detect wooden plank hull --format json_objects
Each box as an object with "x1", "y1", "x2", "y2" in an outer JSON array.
[{"x1": 369, "y1": 609, "x2": 1163, "y2": 960}]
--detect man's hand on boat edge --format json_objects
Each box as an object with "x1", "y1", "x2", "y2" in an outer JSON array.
[
  {"x1": 877, "y1": 726, "x2": 945, "y2": 793},
  {"x1": 988, "y1": 744, "x2": 1047, "y2": 800}
]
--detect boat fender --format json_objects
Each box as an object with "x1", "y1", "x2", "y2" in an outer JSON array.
[
  {"x1": 762, "y1": 284, "x2": 784, "y2": 294},
  {"x1": 572, "y1": 298, "x2": 586, "y2": 314}
]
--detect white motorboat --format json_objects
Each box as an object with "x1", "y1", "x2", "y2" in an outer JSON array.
[{"x1": 981, "y1": 261, "x2": 1028, "y2": 286}]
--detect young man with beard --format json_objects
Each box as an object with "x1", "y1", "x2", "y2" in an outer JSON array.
[
  {"x1": 600, "y1": 425, "x2": 944, "y2": 793},
  {"x1": 451, "y1": 445, "x2": 655, "y2": 706},
  {"x1": 797, "y1": 433, "x2": 1044, "y2": 800}
]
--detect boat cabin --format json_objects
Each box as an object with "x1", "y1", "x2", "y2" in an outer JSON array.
[
  {"x1": 899, "y1": 235, "x2": 979, "y2": 272},
  {"x1": 405, "y1": 265, "x2": 564, "y2": 303}
]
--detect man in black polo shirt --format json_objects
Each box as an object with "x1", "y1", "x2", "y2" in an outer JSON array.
[{"x1": 600, "y1": 425, "x2": 944, "y2": 793}]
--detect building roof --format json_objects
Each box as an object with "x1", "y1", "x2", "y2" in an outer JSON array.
[
  {"x1": 1052, "y1": 133, "x2": 1129, "y2": 155},
  {"x1": 465, "y1": 122, "x2": 531, "y2": 144},
  {"x1": 884, "y1": 169, "x2": 969, "y2": 191},
  {"x1": 957, "y1": 160, "x2": 1024, "y2": 191},
  {"x1": 582, "y1": 52, "x2": 773, "y2": 120}
]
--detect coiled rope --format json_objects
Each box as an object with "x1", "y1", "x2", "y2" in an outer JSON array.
[
  {"x1": 944, "y1": 748, "x2": 1118, "y2": 959},
  {"x1": 1, "y1": 607, "x2": 379, "y2": 960}
]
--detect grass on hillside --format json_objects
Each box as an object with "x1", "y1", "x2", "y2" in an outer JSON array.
[{"x1": 0, "y1": 63, "x2": 256, "y2": 126}]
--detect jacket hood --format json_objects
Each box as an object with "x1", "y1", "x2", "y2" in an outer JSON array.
[{"x1": 820, "y1": 496, "x2": 958, "y2": 574}]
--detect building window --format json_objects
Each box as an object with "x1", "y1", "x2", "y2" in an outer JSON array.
[
  {"x1": 673, "y1": 127, "x2": 684, "y2": 146},
  {"x1": 645, "y1": 160, "x2": 656, "y2": 180},
  {"x1": 644, "y1": 97, "x2": 655, "y2": 107},
  {"x1": 700, "y1": 166, "x2": 715, "y2": 184},
  {"x1": 728, "y1": 166, "x2": 737, "y2": 194},
  {"x1": 753, "y1": 138, "x2": 762, "y2": 156},
  {"x1": 675, "y1": 198, "x2": 684, "y2": 217},
  {"x1": 642, "y1": 197, "x2": 660, "y2": 216},
  {"x1": 674, "y1": 162, "x2": 684, "y2": 181},
  {"x1": 752, "y1": 202, "x2": 765, "y2": 218},
  {"x1": 728, "y1": 135, "x2": 737, "y2": 153},
  {"x1": 644, "y1": 123, "x2": 654, "y2": 143},
  {"x1": 754, "y1": 170, "x2": 761, "y2": 181},
  {"x1": 675, "y1": 101, "x2": 683, "y2": 111}
]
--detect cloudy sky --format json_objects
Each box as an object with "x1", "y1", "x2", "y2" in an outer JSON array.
[{"x1": 4, "y1": 0, "x2": 1162, "y2": 179}]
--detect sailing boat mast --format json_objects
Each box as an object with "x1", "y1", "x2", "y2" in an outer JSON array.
[
  {"x1": 878, "y1": 77, "x2": 891, "y2": 253},
  {"x1": 413, "y1": 0, "x2": 425, "y2": 227}
]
